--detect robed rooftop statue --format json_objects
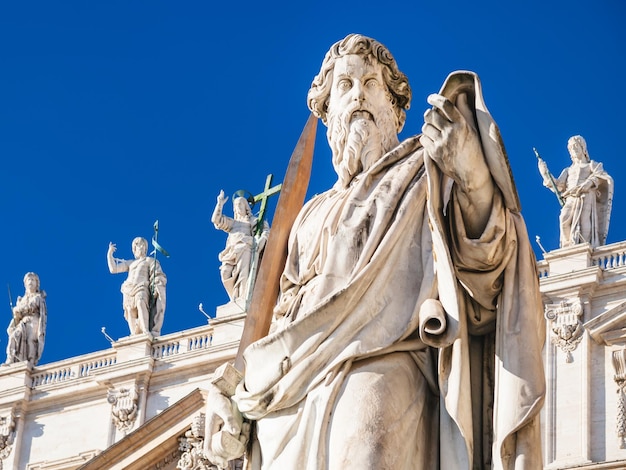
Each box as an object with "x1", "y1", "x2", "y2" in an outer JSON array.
[
  {"x1": 204, "y1": 34, "x2": 545, "y2": 469},
  {"x1": 4, "y1": 272, "x2": 46, "y2": 366},
  {"x1": 538, "y1": 135, "x2": 613, "y2": 248}
]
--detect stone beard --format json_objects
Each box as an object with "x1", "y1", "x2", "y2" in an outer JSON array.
[{"x1": 327, "y1": 95, "x2": 399, "y2": 186}]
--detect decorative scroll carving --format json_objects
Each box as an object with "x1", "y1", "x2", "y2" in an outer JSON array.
[
  {"x1": 0, "y1": 411, "x2": 15, "y2": 467},
  {"x1": 107, "y1": 385, "x2": 139, "y2": 432},
  {"x1": 612, "y1": 348, "x2": 626, "y2": 448},
  {"x1": 545, "y1": 298, "x2": 584, "y2": 362}
]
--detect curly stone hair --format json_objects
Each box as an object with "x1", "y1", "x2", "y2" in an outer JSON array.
[{"x1": 307, "y1": 34, "x2": 412, "y2": 132}]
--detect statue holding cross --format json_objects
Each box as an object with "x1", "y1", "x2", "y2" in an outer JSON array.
[{"x1": 212, "y1": 176, "x2": 279, "y2": 306}]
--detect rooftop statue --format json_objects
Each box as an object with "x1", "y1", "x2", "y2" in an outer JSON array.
[
  {"x1": 4, "y1": 272, "x2": 46, "y2": 366},
  {"x1": 107, "y1": 237, "x2": 167, "y2": 336},
  {"x1": 204, "y1": 34, "x2": 545, "y2": 469},
  {"x1": 538, "y1": 135, "x2": 613, "y2": 248},
  {"x1": 212, "y1": 190, "x2": 269, "y2": 306}
]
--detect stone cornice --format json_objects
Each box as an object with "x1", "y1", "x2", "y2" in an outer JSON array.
[
  {"x1": 584, "y1": 300, "x2": 626, "y2": 346},
  {"x1": 539, "y1": 266, "x2": 602, "y2": 298}
]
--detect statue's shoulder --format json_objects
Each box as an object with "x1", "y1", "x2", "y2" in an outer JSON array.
[{"x1": 589, "y1": 160, "x2": 604, "y2": 170}]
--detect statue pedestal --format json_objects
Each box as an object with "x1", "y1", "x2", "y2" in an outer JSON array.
[
  {"x1": 211, "y1": 302, "x2": 246, "y2": 345},
  {"x1": 544, "y1": 243, "x2": 593, "y2": 275},
  {"x1": 113, "y1": 333, "x2": 154, "y2": 363},
  {"x1": 0, "y1": 361, "x2": 32, "y2": 401}
]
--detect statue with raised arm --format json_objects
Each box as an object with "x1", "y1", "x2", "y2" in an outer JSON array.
[
  {"x1": 5, "y1": 272, "x2": 46, "y2": 366},
  {"x1": 204, "y1": 34, "x2": 545, "y2": 469},
  {"x1": 107, "y1": 237, "x2": 167, "y2": 336},
  {"x1": 538, "y1": 135, "x2": 613, "y2": 248},
  {"x1": 212, "y1": 190, "x2": 269, "y2": 305}
]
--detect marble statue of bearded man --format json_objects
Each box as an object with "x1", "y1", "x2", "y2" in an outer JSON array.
[{"x1": 205, "y1": 34, "x2": 545, "y2": 470}]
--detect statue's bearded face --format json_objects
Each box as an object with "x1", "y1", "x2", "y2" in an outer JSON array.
[{"x1": 326, "y1": 54, "x2": 400, "y2": 187}]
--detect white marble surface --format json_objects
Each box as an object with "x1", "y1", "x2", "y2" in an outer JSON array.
[
  {"x1": 107, "y1": 237, "x2": 167, "y2": 336},
  {"x1": 205, "y1": 33, "x2": 545, "y2": 470}
]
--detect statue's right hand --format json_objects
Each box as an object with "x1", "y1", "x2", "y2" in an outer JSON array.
[
  {"x1": 217, "y1": 190, "x2": 229, "y2": 206},
  {"x1": 537, "y1": 159, "x2": 547, "y2": 172},
  {"x1": 537, "y1": 159, "x2": 550, "y2": 179},
  {"x1": 204, "y1": 383, "x2": 248, "y2": 468},
  {"x1": 108, "y1": 242, "x2": 117, "y2": 255}
]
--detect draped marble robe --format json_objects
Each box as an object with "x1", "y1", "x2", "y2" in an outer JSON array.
[
  {"x1": 234, "y1": 72, "x2": 545, "y2": 470},
  {"x1": 554, "y1": 159, "x2": 613, "y2": 248}
]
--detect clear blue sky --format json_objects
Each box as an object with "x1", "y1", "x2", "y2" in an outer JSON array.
[{"x1": 0, "y1": 1, "x2": 623, "y2": 364}]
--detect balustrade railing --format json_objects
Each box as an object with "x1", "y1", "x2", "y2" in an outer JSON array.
[
  {"x1": 152, "y1": 340, "x2": 181, "y2": 359},
  {"x1": 30, "y1": 324, "x2": 215, "y2": 389},
  {"x1": 537, "y1": 241, "x2": 626, "y2": 279},
  {"x1": 31, "y1": 352, "x2": 117, "y2": 387},
  {"x1": 187, "y1": 332, "x2": 213, "y2": 352},
  {"x1": 151, "y1": 326, "x2": 214, "y2": 359},
  {"x1": 78, "y1": 355, "x2": 117, "y2": 377},
  {"x1": 592, "y1": 242, "x2": 626, "y2": 270},
  {"x1": 537, "y1": 260, "x2": 549, "y2": 279},
  {"x1": 31, "y1": 367, "x2": 74, "y2": 387}
]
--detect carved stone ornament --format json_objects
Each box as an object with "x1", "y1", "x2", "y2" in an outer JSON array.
[
  {"x1": 177, "y1": 414, "x2": 244, "y2": 470},
  {"x1": 545, "y1": 298, "x2": 584, "y2": 362},
  {"x1": 152, "y1": 450, "x2": 180, "y2": 470},
  {"x1": 0, "y1": 411, "x2": 16, "y2": 467},
  {"x1": 107, "y1": 386, "x2": 139, "y2": 432},
  {"x1": 612, "y1": 348, "x2": 626, "y2": 448},
  {"x1": 177, "y1": 413, "x2": 213, "y2": 470}
]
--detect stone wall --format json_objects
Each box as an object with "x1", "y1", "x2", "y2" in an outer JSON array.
[{"x1": 540, "y1": 241, "x2": 626, "y2": 469}]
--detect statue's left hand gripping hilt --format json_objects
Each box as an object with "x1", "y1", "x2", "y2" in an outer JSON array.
[{"x1": 210, "y1": 363, "x2": 247, "y2": 463}]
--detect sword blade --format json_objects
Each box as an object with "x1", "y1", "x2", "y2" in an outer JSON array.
[{"x1": 234, "y1": 114, "x2": 317, "y2": 371}]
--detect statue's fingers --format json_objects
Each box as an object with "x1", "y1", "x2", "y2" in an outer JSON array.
[
  {"x1": 421, "y1": 123, "x2": 441, "y2": 142},
  {"x1": 206, "y1": 412, "x2": 225, "y2": 438},
  {"x1": 418, "y1": 133, "x2": 434, "y2": 152},
  {"x1": 221, "y1": 400, "x2": 243, "y2": 436},
  {"x1": 208, "y1": 391, "x2": 242, "y2": 435},
  {"x1": 423, "y1": 107, "x2": 447, "y2": 132},
  {"x1": 205, "y1": 446, "x2": 230, "y2": 470},
  {"x1": 426, "y1": 93, "x2": 461, "y2": 123}
]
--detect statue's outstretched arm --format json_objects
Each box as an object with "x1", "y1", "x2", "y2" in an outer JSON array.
[
  {"x1": 212, "y1": 189, "x2": 234, "y2": 232},
  {"x1": 107, "y1": 242, "x2": 129, "y2": 274}
]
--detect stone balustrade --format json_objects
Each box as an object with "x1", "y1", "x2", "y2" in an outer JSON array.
[
  {"x1": 29, "y1": 324, "x2": 214, "y2": 389},
  {"x1": 537, "y1": 259, "x2": 549, "y2": 279},
  {"x1": 30, "y1": 351, "x2": 118, "y2": 387},
  {"x1": 538, "y1": 241, "x2": 626, "y2": 278},
  {"x1": 151, "y1": 329, "x2": 213, "y2": 359},
  {"x1": 592, "y1": 241, "x2": 626, "y2": 270}
]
